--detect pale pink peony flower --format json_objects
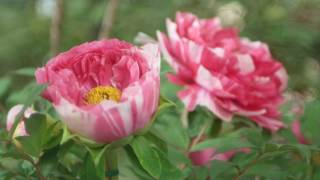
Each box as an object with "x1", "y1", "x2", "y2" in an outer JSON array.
[
  {"x1": 157, "y1": 12, "x2": 288, "y2": 131},
  {"x1": 35, "y1": 39, "x2": 160, "y2": 143},
  {"x1": 189, "y1": 148, "x2": 235, "y2": 166},
  {"x1": 6, "y1": 104, "x2": 35, "y2": 137}
]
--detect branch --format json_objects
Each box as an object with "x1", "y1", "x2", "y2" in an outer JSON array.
[
  {"x1": 98, "y1": 0, "x2": 119, "y2": 39},
  {"x1": 50, "y1": 0, "x2": 64, "y2": 56}
]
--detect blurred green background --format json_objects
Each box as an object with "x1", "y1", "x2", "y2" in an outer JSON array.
[{"x1": 0, "y1": 0, "x2": 319, "y2": 111}]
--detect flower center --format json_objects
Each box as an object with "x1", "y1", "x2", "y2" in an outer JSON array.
[{"x1": 85, "y1": 86, "x2": 121, "y2": 105}]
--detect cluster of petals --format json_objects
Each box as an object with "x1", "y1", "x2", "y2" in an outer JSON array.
[
  {"x1": 35, "y1": 39, "x2": 160, "y2": 143},
  {"x1": 157, "y1": 12, "x2": 288, "y2": 131}
]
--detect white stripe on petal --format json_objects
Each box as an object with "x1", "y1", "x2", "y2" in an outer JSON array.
[
  {"x1": 196, "y1": 66, "x2": 223, "y2": 91},
  {"x1": 236, "y1": 54, "x2": 255, "y2": 74},
  {"x1": 210, "y1": 47, "x2": 225, "y2": 58},
  {"x1": 188, "y1": 41, "x2": 203, "y2": 64},
  {"x1": 166, "y1": 19, "x2": 179, "y2": 41},
  {"x1": 117, "y1": 102, "x2": 133, "y2": 134},
  {"x1": 55, "y1": 98, "x2": 96, "y2": 139}
]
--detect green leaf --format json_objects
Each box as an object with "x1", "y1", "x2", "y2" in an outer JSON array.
[
  {"x1": 43, "y1": 121, "x2": 62, "y2": 149},
  {"x1": 79, "y1": 153, "x2": 104, "y2": 180},
  {"x1": 11, "y1": 68, "x2": 35, "y2": 77},
  {"x1": 190, "y1": 137, "x2": 254, "y2": 152},
  {"x1": 153, "y1": 109, "x2": 189, "y2": 149},
  {"x1": 191, "y1": 166, "x2": 208, "y2": 180},
  {"x1": 15, "y1": 113, "x2": 48, "y2": 157},
  {"x1": 0, "y1": 76, "x2": 11, "y2": 98},
  {"x1": 144, "y1": 131, "x2": 168, "y2": 154},
  {"x1": 60, "y1": 125, "x2": 76, "y2": 145},
  {"x1": 156, "y1": 149, "x2": 183, "y2": 180},
  {"x1": 124, "y1": 146, "x2": 154, "y2": 179},
  {"x1": 301, "y1": 99, "x2": 320, "y2": 144},
  {"x1": 210, "y1": 160, "x2": 238, "y2": 179},
  {"x1": 136, "y1": 95, "x2": 175, "y2": 135},
  {"x1": 129, "y1": 136, "x2": 162, "y2": 178},
  {"x1": 85, "y1": 145, "x2": 109, "y2": 166},
  {"x1": 279, "y1": 144, "x2": 312, "y2": 164},
  {"x1": 244, "y1": 163, "x2": 288, "y2": 179}
]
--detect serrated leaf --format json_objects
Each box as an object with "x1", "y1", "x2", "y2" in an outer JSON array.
[{"x1": 129, "y1": 136, "x2": 162, "y2": 178}]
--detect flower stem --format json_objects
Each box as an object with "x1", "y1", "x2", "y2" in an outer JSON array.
[{"x1": 105, "y1": 149, "x2": 119, "y2": 180}]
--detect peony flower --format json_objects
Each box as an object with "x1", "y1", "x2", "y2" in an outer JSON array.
[
  {"x1": 157, "y1": 12, "x2": 288, "y2": 131},
  {"x1": 189, "y1": 148, "x2": 235, "y2": 166},
  {"x1": 35, "y1": 39, "x2": 160, "y2": 143},
  {"x1": 6, "y1": 104, "x2": 35, "y2": 137}
]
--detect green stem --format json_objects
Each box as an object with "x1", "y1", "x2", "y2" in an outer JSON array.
[{"x1": 105, "y1": 149, "x2": 119, "y2": 180}]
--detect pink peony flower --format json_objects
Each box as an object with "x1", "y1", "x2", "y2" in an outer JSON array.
[
  {"x1": 189, "y1": 148, "x2": 235, "y2": 166},
  {"x1": 157, "y1": 12, "x2": 288, "y2": 131},
  {"x1": 35, "y1": 39, "x2": 160, "y2": 143},
  {"x1": 6, "y1": 104, "x2": 35, "y2": 137}
]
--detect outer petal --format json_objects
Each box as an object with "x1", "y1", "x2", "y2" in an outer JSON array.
[
  {"x1": 54, "y1": 98, "x2": 97, "y2": 140},
  {"x1": 250, "y1": 116, "x2": 284, "y2": 132},
  {"x1": 140, "y1": 43, "x2": 161, "y2": 74},
  {"x1": 178, "y1": 86, "x2": 232, "y2": 121}
]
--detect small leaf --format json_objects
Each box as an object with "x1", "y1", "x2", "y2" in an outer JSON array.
[
  {"x1": 129, "y1": 136, "x2": 162, "y2": 178},
  {"x1": 60, "y1": 125, "x2": 76, "y2": 145},
  {"x1": 85, "y1": 145, "x2": 109, "y2": 166}
]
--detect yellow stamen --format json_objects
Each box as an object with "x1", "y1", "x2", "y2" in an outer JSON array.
[{"x1": 85, "y1": 86, "x2": 121, "y2": 105}]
